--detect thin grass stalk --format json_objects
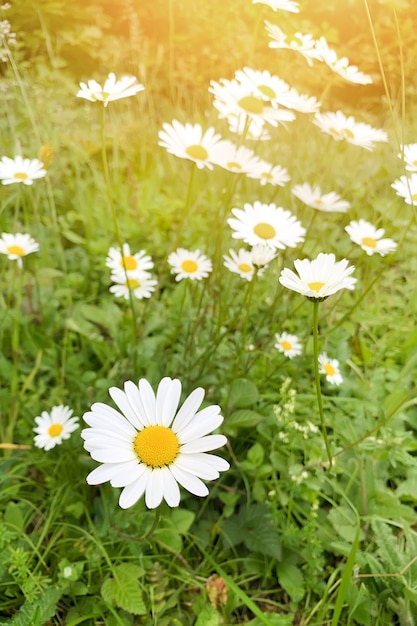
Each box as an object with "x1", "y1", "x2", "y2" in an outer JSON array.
[{"x1": 312, "y1": 300, "x2": 332, "y2": 468}]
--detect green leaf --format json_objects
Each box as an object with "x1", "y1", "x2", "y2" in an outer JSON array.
[
  {"x1": 101, "y1": 564, "x2": 147, "y2": 615},
  {"x1": 4, "y1": 588, "x2": 62, "y2": 626},
  {"x1": 223, "y1": 505, "x2": 281, "y2": 561},
  {"x1": 195, "y1": 604, "x2": 221, "y2": 626},
  {"x1": 4, "y1": 502, "x2": 24, "y2": 532},
  {"x1": 276, "y1": 563, "x2": 304, "y2": 603},
  {"x1": 228, "y1": 378, "x2": 259, "y2": 409},
  {"x1": 170, "y1": 508, "x2": 195, "y2": 534},
  {"x1": 225, "y1": 409, "x2": 264, "y2": 436}
]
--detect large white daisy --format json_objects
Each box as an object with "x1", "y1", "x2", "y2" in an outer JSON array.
[
  {"x1": 345, "y1": 219, "x2": 397, "y2": 256},
  {"x1": 0, "y1": 232, "x2": 39, "y2": 267},
  {"x1": 106, "y1": 243, "x2": 154, "y2": 277},
  {"x1": 391, "y1": 174, "x2": 417, "y2": 205},
  {"x1": 82, "y1": 377, "x2": 230, "y2": 509},
  {"x1": 34, "y1": 405, "x2": 79, "y2": 451},
  {"x1": 313, "y1": 111, "x2": 388, "y2": 151},
  {"x1": 265, "y1": 22, "x2": 320, "y2": 67},
  {"x1": 158, "y1": 120, "x2": 225, "y2": 170},
  {"x1": 76, "y1": 72, "x2": 145, "y2": 106},
  {"x1": 274, "y1": 332, "x2": 302, "y2": 358},
  {"x1": 318, "y1": 353, "x2": 343, "y2": 385},
  {"x1": 314, "y1": 37, "x2": 373, "y2": 85},
  {"x1": 228, "y1": 201, "x2": 305, "y2": 249},
  {"x1": 292, "y1": 183, "x2": 350, "y2": 212},
  {"x1": 0, "y1": 155, "x2": 47, "y2": 185},
  {"x1": 279, "y1": 252, "x2": 356, "y2": 300},
  {"x1": 168, "y1": 248, "x2": 213, "y2": 281}
]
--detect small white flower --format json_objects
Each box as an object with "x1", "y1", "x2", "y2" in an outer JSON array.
[
  {"x1": 0, "y1": 155, "x2": 46, "y2": 185},
  {"x1": 314, "y1": 37, "x2": 373, "y2": 85},
  {"x1": 391, "y1": 174, "x2": 417, "y2": 205},
  {"x1": 0, "y1": 232, "x2": 39, "y2": 267},
  {"x1": 253, "y1": 0, "x2": 300, "y2": 12},
  {"x1": 279, "y1": 252, "x2": 356, "y2": 300},
  {"x1": 234, "y1": 67, "x2": 291, "y2": 108},
  {"x1": 318, "y1": 353, "x2": 343, "y2": 385},
  {"x1": 345, "y1": 219, "x2": 397, "y2": 256},
  {"x1": 33, "y1": 405, "x2": 79, "y2": 451},
  {"x1": 76, "y1": 72, "x2": 144, "y2": 106},
  {"x1": 265, "y1": 22, "x2": 320, "y2": 67},
  {"x1": 106, "y1": 243, "x2": 153, "y2": 277},
  {"x1": 246, "y1": 160, "x2": 291, "y2": 187},
  {"x1": 398, "y1": 143, "x2": 417, "y2": 172},
  {"x1": 278, "y1": 88, "x2": 321, "y2": 113},
  {"x1": 223, "y1": 248, "x2": 257, "y2": 281},
  {"x1": 251, "y1": 244, "x2": 277, "y2": 267},
  {"x1": 168, "y1": 248, "x2": 212, "y2": 281},
  {"x1": 81, "y1": 377, "x2": 230, "y2": 509},
  {"x1": 158, "y1": 120, "x2": 225, "y2": 170},
  {"x1": 109, "y1": 272, "x2": 157, "y2": 300},
  {"x1": 292, "y1": 183, "x2": 350, "y2": 212},
  {"x1": 313, "y1": 110, "x2": 388, "y2": 151},
  {"x1": 228, "y1": 201, "x2": 305, "y2": 250},
  {"x1": 274, "y1": 332, "x2": 302, "y2": 358},
  {"x1": 210, "y1": 140, "x2": 261, "y2": 174}
]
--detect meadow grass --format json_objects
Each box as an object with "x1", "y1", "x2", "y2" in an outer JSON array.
[{"x1": 1, "y1": 0, "x2": 417, "y2": 624}]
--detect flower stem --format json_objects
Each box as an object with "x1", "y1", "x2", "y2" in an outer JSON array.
[
  {"x1": 312, "y1": 300, "x2": 332, "y2": 468},
  {"x1": 143, "y1": 506, "x2": 161, "y2": 542}
]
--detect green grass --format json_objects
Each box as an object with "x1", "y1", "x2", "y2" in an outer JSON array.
[{"x1": 1, "y1": 0, "x2": 417, "y2": 624}]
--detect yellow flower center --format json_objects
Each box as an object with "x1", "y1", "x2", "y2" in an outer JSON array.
[
  {"x1": 280, "y1": 340, "x2": 292, "y2": 351},
  {"x1": 181, "y1": 259, "x2": 198, "y2": 273},
  {"x1": 257, "y1": 84, "x2": 276, "y2": 100},
  {"x1": 314, "y1": 198, "x2": 324, "y2": 206},
  {"x1": 185, "y1": 144, "x2": 209, "y2": 161},
  {"x1": 6, "y1": 245, "x2": 25, "y2": 256},
  {"x1": 412, "y1": 193, "x2": 417, "y2": 203},
  {"x1": 238, "y1": 262, "x2": 252, "y2": 273},
  {"x1": 308, "y1": 281, "x2": 325, "y2": 293},
  {"x1": 134, "y1": 425, "x2": 179, "y2": 467},
  {"x1": 260, "y1": 172, "x2": 273, "y2": 180},
  {"x1": 48, "y1": 423, "x2": 63, "y2": 438},
  {"x1": 361, "y1": 236, "x2": 377, "y2": 248},
  {"x1": 126, "y1": 278, "x2": 140, "y2": 288},
  {"x1": 226, "y1": 161, "x2": 242, "y2": 171},
  {"x1": 13, "y1": 172, "x2": 29, "y2": 180},
  {"x1": 253, "y1": 222, "x2": 276, "y2": 240},
  {"x1": 237, "y1": 96, "x2": 264, "y2": 114},
  {"x1": 119, "y1": 255, "x2": 138, "y2": 270},
  {"x1": 324, "y1": 363, "x2": 336, "y2": 376},
  {"x1": 329, "y1": 127, "x2": 355, "y2": 140}
]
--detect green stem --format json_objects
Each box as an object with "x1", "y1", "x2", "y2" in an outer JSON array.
[
  {"x1": 143, "y1": 506, "x2": 161, "y2": 542},
  {"x1": 6, "y1": 263, "x2": 25, "y2": 445},
  {"x1": 312, "y1": 301, "x2": 332, "y2": 468}
]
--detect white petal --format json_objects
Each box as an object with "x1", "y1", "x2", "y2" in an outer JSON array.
[
  {"x1": 169, "y1": 464, "x2": 209, "y2": 497},
  {"x1": 86, "y1": 463, "x2": 122, "y2": 485},
  {"x1": 110, "y1": 461, "x2": 146, "y2": 487},
  {"x1": 162, "y1": 468, "x2": 181, "y2": 507},
  {"x1": 156, "y1": 378, "x2": 182, "y2": 427},
  {"x1": 171, "y1": 387, "x2": 205, "y2": 432},
  {"x1": 124, "y1": 380, "x2": 152, "y2": 427},
  {"x1": 87, "y1": 447, "x2": 137, "y2": 463},
  {"x1": 145, "y1": 470, "x2": 165, "y2": 509},
  {"x1": 138, "y1": 379, "x2": 157, "y2": 424},
  {"x1": 119, "y1": 471, "x2": 150, "y2": 509},
  {"x1": 180, "y1": 434, "x2": 227, "y2": 453},
  {"x1": 176, "y1": 406, "x2": 223, "y2": 443},
  {"x1": 109, "y1": 386, "x2": 145, "y2": 429}
]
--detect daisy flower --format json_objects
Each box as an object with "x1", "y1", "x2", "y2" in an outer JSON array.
[
  {"x1": 313, "y1": 111, "x2": 388, "y2": 151},
  {"x1": 279, "y1": 252, "x2": 356, "y2": 300},
  {"x1": 81, "y1": 377, "x2": 230, "y2": 509},
  {"x1": 76, "y1": 72, "x2": 144, "y2": 106},
  {"x1": 106, "y1": 243, "x2": 154, "y2": 277},
  {"x1": 168, "y1": 248, "x2": 212, "y2": 281},
  {"x1": 210, "y1": 140, "x2": 261, "y2": 174},
  {"x1": 0, "y1": 232, "x2": 39, "y2": 267},
  {"x1": 292, "y1": 183, "x2": 350, "y2": 212},
  {"x1": 265, "y1": 22, "x2": 320, "y2": 67},
  {"x1": 109, "y1": 272, "x2": 157, "y2": 300},
  {"x1": 234, "y1": 67, "x2": 291, "y2": 108},
  {"x1": 345, "y1": 219, "x2": 397, "y2": 256},
  {"x1": 251, "y1": 243, "x2": 277, "y2": 267},
  {"x1": 223, "y1": 248, "x2": 257, "y2": 281},
  {"x1": 246, "y1": 160, "x2": 291, "y2": 186},
  {"x1": 314, "y1": 37, "x2": 373, "y2": 85},
  {"x1": 0, "y1": 155, "x2": 46, "y2": 185},
  {"x1": 398, "y1": 143, "x2": 417, "y2": 172},
  {"x1": 278, "y1": 88, "x2": 321, "y2": 114},
  {"x1": 228, "y1": 201, "x2": 305, "y2": 250},
  {"x1": 274, "y1": 332, "x2": 302, "y2": 358},
  {"x1": 158, "y1": 120, "x2": 225, "y2": 170},
  {"x1": 318, "y1": 353, "x2": 343, "y2": 385},
  {"x1": 33, "y1": 405, "x2": 79, "y2": 451},
  {"x1": 391, "y1": 174, "x2": 417, "y2": 205},
  {"x1": 253, "y1": 0, "x2": 300, "y2": 12}
]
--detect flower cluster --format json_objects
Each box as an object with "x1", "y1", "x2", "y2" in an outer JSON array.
[{"x1": 106, "y1": 243, "x2": 157, "y2": 300}]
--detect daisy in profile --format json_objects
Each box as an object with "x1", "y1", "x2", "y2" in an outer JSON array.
[
  {"x1": 81, "y1": 377, "x2": 230, "y2": 509},
  {"x1": 234, "y1": 68, "x2": 290, "y2": 108},
  {"x1": 33, "y1": 405, "x2": 79, "y2": 451},
  {"x1": 391, "y1": 174, "x2": 417, "y2": 205},
  {"x1": 109, "y1": 272, "x2": 157, "y2": 300},
  {"x1": 274, "y1": 332, "x2": 302, "y2": 358},
  {"x1": 0, "y1": 155, "x2": 46, "y2": 185},
  {"x1": 158, "y1": 120, "x2": 225, "y2": 170},
  {"x1": 0, "y1": 232, "x2": 39, "y2": 267},
  {"x1": 168, "y1": 248, "x2": 212, "y2": 281},
  {"x1": 318, "y1": 353, "x2": 343, "y2": 385},
  {"x1": 253, "y1": 0, "x2": 299, "y2": 12},
  {"x1": 106, "y1": 243, "x2": 154, "y2": 277},
  {"x1": 246, "y1": 160, "x2": 291, "y2": 187},
  {"x1": 314, "y1": 37, "x2": 373, "y2": 85},
  {"x1": 398, "y1": 143, "x2": 417, "y2": 172},
  {"x1": 223, "y1": 248, "x2": 257, "y2": 281},
  {"x1": 345, "y1": 219, "x2": 397, "y2": 256},
  {"x1": 313, "y1": 111, "x2": 388, "y2": 151},
  {"x1": 265, "y1": 22, "x2": 320, "y2": 67},
  {"x1": 228, "y1": 201, "x2": 305, "y2": 249},
  {"x1": 210, "y1": 140, "x2": 261, "y2": 174},
  {"x1": 251, "y1": 243, "x2": 277, "y2": 268},
  {"x1": 76, "y1": 72, "x2": 144, "y2": 106},
  {"x1": 279, "y1": 88, "x2": 321, "y2": 114},
  {"x1": 292, "y1": 183, "x2": 350, "y2": 212},
  {"x1": 279, "y1": 252, "x2": 356, "y2": 300}
]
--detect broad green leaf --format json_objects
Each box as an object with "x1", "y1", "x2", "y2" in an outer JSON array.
[
  {"x1": 276, "y1": 563, "x2": 305, "y2": 603},
  {"x1": 101, "y1": 564, "x2": 147, "y2": 615},
  {"x1": 228, "y1": 378, "x2": 259, "y2": 409},
  {"x1": 195, "y1": 604, "x2": 221, "y2": 626},
  {"x1": 170, "y1": 508, "x2": 195, "y2": 534},
  {"x1": 225, "y1": 409, "x2": 264, "y2": 436}
]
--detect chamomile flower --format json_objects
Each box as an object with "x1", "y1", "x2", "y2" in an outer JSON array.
[
  {"x1": 81, "y1": 377, "x2": 230, "y2": 509},
  {"x1": 279, "y1": 252, "x2": 356, "y2": 300},
  {"x1": 345, "y1": 219, "x2": 397, "y2": 256},
  {"x1": 168, "y1": 248, "x2": 212, "y2": 281},
  {"x1": 106, "y1": 243, "x2": 154, "y2": 277},
  {"x1": 313, "y1": 111, "x2": 388, "y2": 151},
  {"x1": 246, "y1": 160, "x2": 291, "y2": 186},
  {"x1": 158, "y1": 120, "x2": 225, "y2": 170},
  {"x1": 253, "y1": 0, "x2": 300, "y2": 12},
  {"x1": 0, "y1": 232, "x2": 39, "y2": 267},
  {"x1": 223, "y1": 248, "x2": 257, "y2": 281},
  {"x1": 210, "y1": 140, "x2": 261, "y2": 174},
  {"x1": 0, "y1": 155, "x2": 46, "y2": 185},
  {"x1": 292, "y1": 183, "x2": 350, "y2": 212},
  {"x1": 314, "y1": 37, "x2": 373, "y2": 85},
  {"x1": 398, "y1": 143, "x2": 417, "y2": 172},
  {"x1": 274, "y1": 332, "x2": 302, "y2": 358},
  {"x1": 228, "y1": 201, "x2": 305, "y2": 250},
  {"x1": 391, "y1": 174, "x2": 417, "y2": 205},
  {"x1": 279, "y1": 88, "x2": 321, "y2": 113},
  {"x1": 33, "y1": 405, "x2": 79, "y2": 451},
  {"x1": 251, "y1": 244, "x2": 277, "y2": 267},
  {"x1": 109, "y1": 272, "x2": 157, "y2": 300},
  {"x1": 234, "y1": 68, "x2": 291, "y2": 108},
  {"x1": 76, "y1": 72, "x2": 144, "y2": 106},
  {"x1": 265, "y1": 22, "x2": 320, "y2": 66},
  {"x1": 318, "y1": 353, "x2": 343, "y2": 385}
]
